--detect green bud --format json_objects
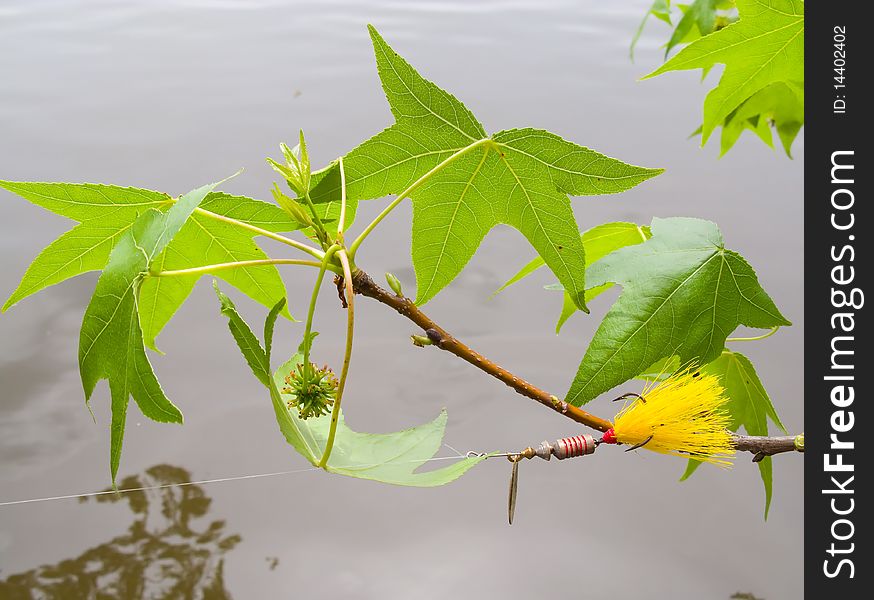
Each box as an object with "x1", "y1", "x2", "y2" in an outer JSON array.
[
  {"x1": 297, "y1": 130, "x2": 311, "y2": 192},
  {"x1": 267, "y1": 157, "x2": 303, "y2": 195},
  {"x1": 410, "y1": 334, "x2": 432, "y2": 347},
  {"x1": 385, "y1": 272, "x2": 404, "y2": 296},
  {"x1": 794, "y1": 434, "x2": 804, "y2": 452},
  {"x1": 272, "y1": 183, "x2": 313, "y2": 227},
  {"x1": 280, "y1": 142, "x2": 300, "y2": 169},
  {"x1": 270, "y1": 133, "x2": 312, "y2": 197}
]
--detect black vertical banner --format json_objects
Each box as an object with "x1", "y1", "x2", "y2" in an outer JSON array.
[{"x1": 806, "y1": 2, "x2": 869, "y2": 597}]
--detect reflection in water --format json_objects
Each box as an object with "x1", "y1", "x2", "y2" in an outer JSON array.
[{"x1": 0, "y1": 465, "x2": 241, "y2": 599}]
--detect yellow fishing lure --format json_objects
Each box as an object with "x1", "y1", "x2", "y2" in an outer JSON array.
[{"x1": 607, "y1": 366, "x2": 735, "y2": 467}]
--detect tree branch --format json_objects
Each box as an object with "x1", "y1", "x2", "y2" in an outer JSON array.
[
  {"x1": 354, "y1": 269, "x2": 614, "y2": 433},
  {"x1": 351, "y1": 268, "x2": 803, "y2": 460},
  {"x1": 731, "y1": 434, "x2": 803, "y2": 461}
]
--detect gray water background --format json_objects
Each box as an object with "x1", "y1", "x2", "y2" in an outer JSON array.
[{"x1": 0, "y1": 0, "x2": 803, "y2": 597}]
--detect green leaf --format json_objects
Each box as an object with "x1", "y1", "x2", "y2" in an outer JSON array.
[
  {"x1": 1, "y1": 182, "x2": 300, "y2": 348},
  {"x1": 631, "y1": 0, "x2": 673, "y2": 60},
  {"x1": 664, "y1": 0, "x2": 719, "y2": 58},
  {"x1": 0, "y1": 182, "x2": 170, "y2": 311},
  {"x1": 681, "y1": 350, "x2": 786, "y2": 517},
  {"x1": 644, "y1": 0, "x2": 804, "y2": 144},
  {"x1": 718, "y1": 81, "x2": 804, "y2": 157},
  {"x1": 214, "y1": 282, "x2": 274, "y2": 388},
  {"x1": 309, "y1": 26, "x2": 661, "y2": 309},
  {"x1": 498, "y1": 222, "x2": 652, "y2": 332},
  {"x1": 566, "y1": 217, "x2": 790, "y2": 406},
  {"x1": 215, "y1": 285, "x2": 485, "y2": 486},
  {"x1": 78, "y1": 180, "x2": 222, "y2": 484},
  {"x1": 139, "y1": 192, "x2": 299, "y2": 351}
]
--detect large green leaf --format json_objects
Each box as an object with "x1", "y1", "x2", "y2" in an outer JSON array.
[
  {"x1": 681, "y1": 350, "x2": 786, "y2": 517},
  {"x1": 78, "y1": 181, "x2": 221, "y2": 484},
  {"x1": 1, "y1": 182, "x2": 169, "y2": 310},
  {"x1": 1, "y1": 182, "x2": 300, "y2": 348},
  {"x1": 566, "y1": 217, "x2": 789, "y2": 405},
  {"x1": 644, "y1": 0, "x2": 804, "y2": 144},
  {"x1": 214, "y1": 285, "x2": 485, "y2": 486},
  {"x1": 310, "y1": 26, "x2": 662, "y2": 309}
]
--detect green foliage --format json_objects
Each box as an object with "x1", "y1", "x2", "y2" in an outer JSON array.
[
  {"x1": 719, "y1": 81, "x2": 804, "y2": 157},
  {"x1": 681, "y1": 350, "x2": 786, "y2": 517},
  {"x1": 215, "y1": 286, "x2": 485, "y2": 485},
  {"x1": 663, "y1": 1, "x2": 720, "y2": 57},
  {"x1": 0, "y1": 182, "x2": 299, "y2": 349},
  {"x1": 0, "y1": 24, "x2": 795, "y2": 504},
  {"x1": 309, "y1": 26, "x2": 661, "y2": 309},
  {"x1": 78, "y1": 181, "x2": 222, "y2": 483},
  {"x1": 139, "y1": 192, "x2": 297, "y2": 350},
  {"x1": 498, "y1": 221, "x2": 652, "y2": 332},
  {"x1": 633, "y1": 0, "x2": 737, "y2": 60},
  {"x1": 631, "y1": 0, "x2": 673, "y2": 59},
  {"x1": 566, "y1": 217, "x2": 789, "y2": 406},
  {"x1": 639, "y1": 0, "x2": 803, "y2": 155}
]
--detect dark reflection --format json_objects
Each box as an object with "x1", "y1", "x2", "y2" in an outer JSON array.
[{"x1": 0, "y1": 465, "x2": 241, "y2": 599}]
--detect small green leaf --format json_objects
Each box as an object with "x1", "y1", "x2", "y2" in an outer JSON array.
[
  {"x1": 630, "y1": 0, "x2": 673, "y2": 60},
  {"x1": 567, "y1": 217, "x2": 790, "y2": 406},
  {"x1": 497, "y1": 222, "x2": 651, "y2": 295},
  {"x1": 309, "y1": 26, "x2": 661, "y2": 310},
  {"x1": 494, "y1": 256, "x2": 544, "y2": 296},
  {"x1": 214, "y1": 282, "x2": 273, "y2": 387},
  {"x1": 215, "y1": 285, "x2": 484, "y2": 486},
  {"x1": 718, "y1": 82, "x2": 804, "y2": 157},
  {"x1": 664, "y1": 0, "x2": 719, "y2": 58},
  {"x1": 683, "y1": 350, "x2": 786, "y2": 518},
  {"x1": 79, "y1": 180, "x2": 223, "y2": 484},
  {"x1": 499, "y1": 222, "x2": 652, "y2": 332},
  {"x1": 644, "y1": 0, "x2": 804, "y2": 144},
  {"x1": 555, "y1": 292, "x2": 578, "y2": 334},
  {"x1": 264, "y1": 297, "x2": 287, "y2": 365}
]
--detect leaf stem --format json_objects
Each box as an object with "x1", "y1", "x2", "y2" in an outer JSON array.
[
  {"x1": 347, "y1": 138, "x2": 492, "y2": 259},
  {"x1": 301, "y1": 192, "x2": 330, "y2": 249},
  {"x1": 151, "y1": 258, "x2": 337, "y2": 278},
  {"x1": 193, "y1": 207, "x2": 325, "y2": 260},
  {"x1": 302, "y1": 245, "x2": 341, "y2": 373},
  {"x1": 337, "y1": 156, "x2": 348, "y2": 240},
  {"x1": 726, "y1": 326, "x2": 780, "y2": 343},
  {"x1": 319, "y1": 249, "x2": 355, "y2": 468}
]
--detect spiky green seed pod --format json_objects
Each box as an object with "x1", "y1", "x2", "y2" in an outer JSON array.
[{"x1": 281, "y1": 361, "x2": 338, "y2": 420}]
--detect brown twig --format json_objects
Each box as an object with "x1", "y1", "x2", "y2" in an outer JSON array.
[
  {"x1": 351, "y1": 268, "x2": 803, "y2": 459},
  {"x1": 353, "y1": 269, "x2": 612, "y2": 433},
  {"x1": 731, "y1": 434, "x2": 803, "y2": 461}
]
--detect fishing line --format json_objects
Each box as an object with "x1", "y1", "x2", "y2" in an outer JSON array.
[{"x1": 0, "y1": 451, "x2": 471, "y2": 508}]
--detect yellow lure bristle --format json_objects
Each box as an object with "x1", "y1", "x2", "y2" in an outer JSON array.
[{"x1": 612, "y1": 365, "x2": 735, "y2": 467}]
